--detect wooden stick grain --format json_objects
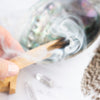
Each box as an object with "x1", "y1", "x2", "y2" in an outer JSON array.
[{"x1": 0, "y1": 39, "x2": 60, "y2": 94}]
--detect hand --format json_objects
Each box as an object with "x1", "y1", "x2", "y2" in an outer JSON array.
[{"x1": 0, "y1": 26, "x2": 24, "y2": 80}]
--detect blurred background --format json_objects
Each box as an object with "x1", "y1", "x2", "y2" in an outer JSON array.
[
  {"x1": 0, "y1": 0, "x2": 70, "y2": 40},
  {"x1": 0, "y1": 0, "x2": 100, "y2": 100}
]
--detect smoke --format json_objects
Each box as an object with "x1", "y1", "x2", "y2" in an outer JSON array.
[
  {"x1": 20, "y1": 47, "x2": 48, "y2": 63},
  {"x1": 0, "y1": 36, "x2": 49, "y2": 63},
  {"x1": 0, "y1": 36, "x2": 22, "y2": 59},
  {"x1": 48, "y1": 13, "x2": 87, "y2": 57}
]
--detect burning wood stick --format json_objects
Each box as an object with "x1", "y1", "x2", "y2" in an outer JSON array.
[{"x1": 0, "y1": 38, "x2": 69, "y2": 94}]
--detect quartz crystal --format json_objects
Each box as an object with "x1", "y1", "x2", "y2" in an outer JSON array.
[
  {"x1": 24, "y1": 81, "x2": 37, "y2": 100},
  {"x1": 35, "y1": 73, "x2": 54, "y2": 88}
]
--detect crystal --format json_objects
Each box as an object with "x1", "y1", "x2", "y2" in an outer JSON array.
[
  {"x1": 24, "y1": 81, "x2": 37, "y2": 100},
  {"x1": 35, "y1": 73, "x2": 54, "y2": 88}
]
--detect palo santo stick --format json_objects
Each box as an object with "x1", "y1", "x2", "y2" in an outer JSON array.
[
  {"x1": 10, "y1": 39, "x2": 58, "y2": 69},
  {"x1": 0, "y1": 38, "x2": 69, "y2": 94},
  {"x1": 10, "y1": 38, "x2": 69, "y2": 70}
]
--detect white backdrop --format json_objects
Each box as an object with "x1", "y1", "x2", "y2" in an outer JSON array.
[{"x1": 0, "y1": 0, "x2": 100, "y2": 100}]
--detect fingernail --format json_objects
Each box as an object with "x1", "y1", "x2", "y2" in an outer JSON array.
[{"x1": 7, "y1": 63, "x2": 19, "y2": 77}]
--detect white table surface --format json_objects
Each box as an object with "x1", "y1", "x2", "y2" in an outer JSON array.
[{"x1": 0, "y1": 0, "x2": 100, "y2": 100}]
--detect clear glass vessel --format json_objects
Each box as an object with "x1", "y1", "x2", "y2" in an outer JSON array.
[{"x1": 20, "y1": 0, "x2": 100, "y2": 62}]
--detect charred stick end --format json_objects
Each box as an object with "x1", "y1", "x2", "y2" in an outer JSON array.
[{"x1": 48, "y1": 37, "x2": 70, "y2": 51}]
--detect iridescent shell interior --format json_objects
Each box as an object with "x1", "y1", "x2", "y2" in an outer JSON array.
[{"x1": 20, "y1": 0, "x2": 100, "y2": 62}]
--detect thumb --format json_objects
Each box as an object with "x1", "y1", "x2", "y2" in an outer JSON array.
[{"x1": 0, "y1": 58, "x2": 19, "y2": 80}]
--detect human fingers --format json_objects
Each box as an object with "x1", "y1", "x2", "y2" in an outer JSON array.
[{"x1": 0, "y1": 58, "x2": 19, "y2": 80}]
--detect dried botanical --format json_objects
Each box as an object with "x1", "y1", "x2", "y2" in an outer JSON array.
[{"x1": 81, "y1": 45, "x2": 100, "y2": 100}]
